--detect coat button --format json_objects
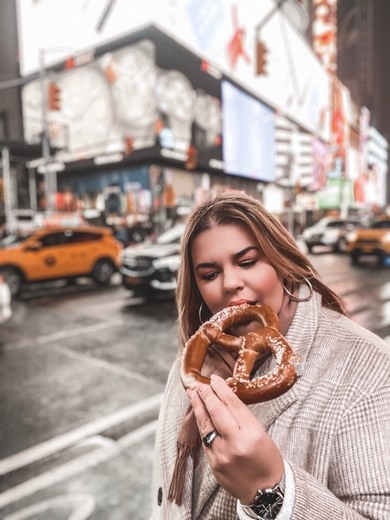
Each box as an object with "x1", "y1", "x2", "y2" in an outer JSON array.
[{"x1": 157, "y1": 487, "x2": 162, "y2": 506}]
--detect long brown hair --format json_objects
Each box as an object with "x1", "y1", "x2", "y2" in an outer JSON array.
[{"x1": 176, "y1": 193, "x2": 346, "y2": 347}]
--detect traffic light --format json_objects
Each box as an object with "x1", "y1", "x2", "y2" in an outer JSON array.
[
  {"x1": 255, "y1": 39, "x2": 268, "y2": 75},
  {"x1": 64, "y1": 56, "x2": 75, "y2": 70},
  {"x1": 123, "y1": 136, "x2": 134, "y2": 156},
  {"x1": 185, "y1": 144, "x2": 198, "y2": 170},
  {"x1": 47, "y1": 81, "x2": 62, "y2": 111}
]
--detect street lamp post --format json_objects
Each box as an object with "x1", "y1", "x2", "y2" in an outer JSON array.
[
  {"x1": 39, "y1": 49, "x2": 56, "y2": 213},
  {"x1": 36, "y1": 45, "x2": 93, "y2": 212},
  {"x1": 1, "y1": 146, "x2": 15, "y2": 233}
]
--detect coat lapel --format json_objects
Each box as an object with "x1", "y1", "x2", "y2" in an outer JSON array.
[
  {"x1": 192, "y1": 449, "x2": 219, "y2": 519},
  {"x1": 250, "y1": 378, "x2": 300, "y2": 430},
  {"x1": 250, "y1": 292, "x2": 319, "y2": 430}
]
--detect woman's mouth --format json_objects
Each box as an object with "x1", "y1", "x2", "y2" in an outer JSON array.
[{"x1": 228, "y1": 300, "x2": 257, "y2": 307}]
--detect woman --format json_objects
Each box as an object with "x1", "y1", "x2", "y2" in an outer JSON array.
[{"x1": 152, "y1": 193, "x2": 390, "y2": 519}]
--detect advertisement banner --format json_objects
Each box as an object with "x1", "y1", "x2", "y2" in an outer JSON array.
[
  {"x1": 312, "y1": 138, "x2": 330, "y2": 192},
  {"x1": 16, "y1": 0, "x2": 331, "y2": 140},
  {"x1": 21, "y1": 28, "x2": 223, "y2": 172},
  {"x1": 222, "y1": 80, "x2": 275, "y2": 182},
  {"x1": 317, "y1": 178, "x2": 354, "y2": 209}
]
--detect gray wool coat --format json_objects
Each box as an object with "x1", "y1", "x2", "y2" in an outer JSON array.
[{"x1": 151, "y1": 291, "x2": 390, "y2": 519}]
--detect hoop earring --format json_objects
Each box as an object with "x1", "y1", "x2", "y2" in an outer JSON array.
[
  {"x1": 198, "y1": 303, "x2": 206, "y2": 324},
  {"x1": 283, "y1": 277, "x2": 313, "y2": 303}
]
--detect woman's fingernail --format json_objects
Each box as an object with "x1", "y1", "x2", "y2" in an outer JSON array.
[
  {"x1": 210, "y1": 375, "x2": 222, "y2": 387},
  {"x1": 198, "y1": 382, "x2": 208, "y2": 393}
]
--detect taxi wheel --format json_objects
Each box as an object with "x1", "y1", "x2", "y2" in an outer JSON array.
[
  {"x1": 377, "y1": 252, "x2": 385, "y2": 266},
  {"x1": 92, "y1": 259, "x2": 115, "y2": 285},
  {"x1": 0, "y1": 267, "x2": 23, "y2": 297}
]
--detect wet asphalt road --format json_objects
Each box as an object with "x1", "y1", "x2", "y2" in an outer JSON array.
[{"x1": 0, "y1": 250, "x2": 389, "y2": 519}]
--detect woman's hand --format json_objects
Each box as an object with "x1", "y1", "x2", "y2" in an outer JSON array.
[{"x1": 187, "y1": 374, "x2": 284, "y2": 504}]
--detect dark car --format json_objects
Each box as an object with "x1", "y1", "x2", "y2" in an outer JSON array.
[{"x1": 120, "y1": 224, "x2": 184, "y2": 298}]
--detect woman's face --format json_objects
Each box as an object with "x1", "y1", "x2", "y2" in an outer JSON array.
[{"x1": 191, "y1": 223, "x2": 284, "y2": 334}]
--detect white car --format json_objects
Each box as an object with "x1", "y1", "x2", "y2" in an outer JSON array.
[
  {"x1": 302, "y1": 217, "x2": 361, "y2": 253},
  {"x1": 0, "y1": 274, "x2": 12, "y2": 324}
]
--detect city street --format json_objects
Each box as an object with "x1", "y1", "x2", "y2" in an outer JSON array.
[
  {"x1": 0, "y1": 1, "x2": 389, "y2": 517},
  {"x1": 1, "y1": 250, "x2": 390, "y2": 519}
]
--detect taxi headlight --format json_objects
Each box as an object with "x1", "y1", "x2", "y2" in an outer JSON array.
[
  {"x1": 381, "y1": 232, "x2": 390, "y2": 243},
  {"x1": 346, "y1": 231, "x2": 357, "y2": 243}
]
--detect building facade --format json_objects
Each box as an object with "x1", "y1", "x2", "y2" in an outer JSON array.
[{"x1": 0, "y1": 0, "x2": 388, "y2": 233}]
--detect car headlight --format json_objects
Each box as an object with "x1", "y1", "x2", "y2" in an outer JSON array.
[
  {"x1": 153, "y1": 255, "x2": 181, "y2": 271},
  {"x1": 381, "y1": 232, "x2": 390, "y2": 244},
  {"x1": 323, "y1": 230, "x2": 338, "y2": 239},
  {"x1": 122, "y1": 255, "x2": 137, "y2": 267}
]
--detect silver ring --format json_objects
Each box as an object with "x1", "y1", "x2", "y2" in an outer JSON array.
[{"x1": 202, "y1": 430, "x2": 219, "y2": 448}]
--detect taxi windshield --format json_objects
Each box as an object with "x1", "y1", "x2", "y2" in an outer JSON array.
[{"x1": 0, "y1": 234, "x2": 32, "y2": 248}]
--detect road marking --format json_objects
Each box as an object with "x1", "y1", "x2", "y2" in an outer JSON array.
[
  {"x1": 3, "y1": 320, "x2": 124, "y2": 351},
  {"x1": 117, "y1": 420, "x2": 158, "y2": 448},
  {"x1": 4, "y1": 493, "x2": 95, "y2": 520},
  {"x1": 72, "y1": 295, "x2": 146, "y2": 311},
  {"x1": 51, "y1": 344, "x2": 152, "y2": 384},
  {"x1": 0, "y1": 393, "x2": 163, "y2": 476},
  {"x1": 0, "y1": 420, "x2": 158, "y2": 509},
  {"x1": 5, "y1": 317, "x2": 154, "y2": 384}
]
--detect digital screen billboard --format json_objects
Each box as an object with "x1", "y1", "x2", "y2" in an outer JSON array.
[{"x1": 222, "y1": 80, "x2": 275, "y2": 182}]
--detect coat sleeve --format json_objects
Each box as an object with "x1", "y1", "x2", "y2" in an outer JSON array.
[{"x1": 289, "y1": 378, "x2": 390, "y2": 519}]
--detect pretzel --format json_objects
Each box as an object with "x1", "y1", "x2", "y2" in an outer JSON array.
[{"x1": 181, "y1": 303, "x2": 299, "y2": 404}]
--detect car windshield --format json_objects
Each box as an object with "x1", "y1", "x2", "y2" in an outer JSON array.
[
  {"x1": 372, "y1": 220, "x2": 390, "y2": 229},
  {"x1": 0, "y1": 234, "x2": 32, "y2": 248},
  {"x1": 326, "y1": 220, "x2": 344, "y2": 228}
]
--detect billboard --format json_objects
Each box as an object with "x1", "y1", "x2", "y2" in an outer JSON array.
[
  {"x1": 222, "y1": 80, "x2": 275, "y2": 182},
  {"x1": 16, "y1": 0, "x2": 331, "y2": 141},
  {"x1": 316, "y1": 178, "x2": 354, "y2": 210},
  {"x1": 21, "y1": 27, "x2": 223, "y2": 172}
]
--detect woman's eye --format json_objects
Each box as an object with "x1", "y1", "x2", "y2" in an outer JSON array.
[
  {"x1": 239, "y1": 259, "x2": 257, "y2": 268},
  {"x1": 201, "y1": 271, "x2": 218, "y2": 281}
]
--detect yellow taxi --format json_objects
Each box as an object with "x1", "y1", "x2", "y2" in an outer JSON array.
[
  {"x1": 346, "y1": 217, "x2": 390, "y2": 266},
  {"x1": 0, "y1": 226, "x2": 123, "y2": 296}
]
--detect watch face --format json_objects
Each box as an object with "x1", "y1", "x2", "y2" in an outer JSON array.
[{"x1": 252, "y1": 491, "x2": 284, "y2": 519}]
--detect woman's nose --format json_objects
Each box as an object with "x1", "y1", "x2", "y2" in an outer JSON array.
[{"x1": 223, "y1": 269, "x2": 244, "y2": 292}]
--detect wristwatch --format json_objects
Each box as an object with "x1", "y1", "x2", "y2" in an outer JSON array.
[{"x1": 241, "y1": 475, "x2": 285, "y2": 520}]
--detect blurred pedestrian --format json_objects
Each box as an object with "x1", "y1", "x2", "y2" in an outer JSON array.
[
  {"x1": 0, "y1": 224, "x2": 7, "y2": 240},
  {"x1": 114, "y1": 217, "x2": 130, "y2": 247}
]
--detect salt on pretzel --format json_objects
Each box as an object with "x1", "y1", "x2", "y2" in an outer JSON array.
[{"x1": 181, "y1": 303, "x2": 299, "y2": 404}]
